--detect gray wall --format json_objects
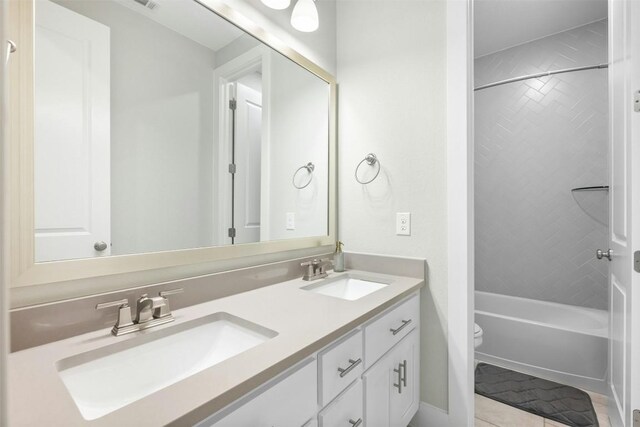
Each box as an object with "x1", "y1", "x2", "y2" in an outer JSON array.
[
  {"x1": 474, "y1": 20, "x2": 609, "y2": 310},
  {"x1": 337, "y1": 0, "x2": 448, "y2": 410}
]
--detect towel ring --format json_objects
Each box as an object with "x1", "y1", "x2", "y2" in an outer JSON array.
[
  {"x1": 293, "y1": 162, "x2": 315, "y2": 189},
  {"x1": 355, "y1": 153, "x2": 380, "y2": 184}
]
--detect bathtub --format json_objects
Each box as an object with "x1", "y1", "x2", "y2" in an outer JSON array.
[{"x1": 475, "y1": 291, "x2": 608, "y2": 393}]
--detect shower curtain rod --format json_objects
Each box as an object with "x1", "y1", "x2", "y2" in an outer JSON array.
[{"x1": 474, "y1": 63, "x2": 609, "y2": 92}]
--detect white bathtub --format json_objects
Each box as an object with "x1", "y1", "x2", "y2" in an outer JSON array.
[{"x1": 475, "y1": 291, "x2": 608, "y2": 393}]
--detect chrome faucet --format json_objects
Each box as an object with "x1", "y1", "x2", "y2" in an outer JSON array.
[
  {"x1": 301, "y1": 258, "x2": 332, "y2": 281},
  {"x1": 96, "y1": 288, "x2": 184, "y2": 336}
]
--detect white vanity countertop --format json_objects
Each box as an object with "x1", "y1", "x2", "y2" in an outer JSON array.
[{"x1": 8, "y1": 270, "x2": 423, "y2": 426}]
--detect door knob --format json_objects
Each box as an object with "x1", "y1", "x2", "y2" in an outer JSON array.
[
  {"x1": 94, "y1": 241, "x2": 108, "y2": 251},
  {"x1": 596, "y1": 249, "x2": 612, "y2": 261}
]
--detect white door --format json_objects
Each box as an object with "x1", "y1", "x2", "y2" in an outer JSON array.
[
  {"x1": 608, "y1": 0, "x2": 640, "y2": 425},
  {"x1": 34, "y1": 0, "x2": 110, "y2": 262},
  {"x1": 232, "y1": 82, "x2": 262, "y2": 244}
]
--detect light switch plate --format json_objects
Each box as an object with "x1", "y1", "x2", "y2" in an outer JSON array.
[
  {"x1": 286, "y1": 212, "x2": 296, "y2": 230},
  {"x1": 396, "y1": 212, "x2": 411, "y2": 236}
]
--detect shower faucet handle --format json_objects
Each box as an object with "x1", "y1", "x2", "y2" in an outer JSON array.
[{"x1": 596, "y1": 248, "x2": 612, "y2": 261}]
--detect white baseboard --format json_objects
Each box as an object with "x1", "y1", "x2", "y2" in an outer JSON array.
[{"x1": 409, "y1": 401, "x2": 449, "y2": 427}]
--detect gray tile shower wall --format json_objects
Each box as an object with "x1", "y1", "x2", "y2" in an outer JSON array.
[
  {"x1": 474, "y1": 20, "x2": 608, "y2": 310},
  {"x1": 474, "y1": 20, "x2": 608, "y2": 87}
]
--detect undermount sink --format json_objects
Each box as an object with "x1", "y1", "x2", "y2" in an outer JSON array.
[
  {"x1": 56, "y1": 313, "x2": 277, "y2": 420},
  {"x1": 302, "y1": 274, "x2": 389, "y2": 301}
]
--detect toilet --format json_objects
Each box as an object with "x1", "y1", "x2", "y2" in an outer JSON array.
[
  {"x1": 474, "y1": 323, "x2": 483, "y2": 369},
  {"x1": 474, "y1": 323, "x2": 483, "y2": 348}
]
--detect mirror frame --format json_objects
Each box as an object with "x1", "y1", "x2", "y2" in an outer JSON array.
[{"x1": 7, "y1": 0, "x2": 336, "y2": 290}]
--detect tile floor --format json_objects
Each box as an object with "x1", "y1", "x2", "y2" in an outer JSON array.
[{"x1": 475, "y1": 390, "x2": 610, "y2": 427}]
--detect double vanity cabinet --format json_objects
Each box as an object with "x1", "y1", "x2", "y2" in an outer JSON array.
[
  {"x1": 8, "y1": 270, "x2": 424, "y2": 426},
  {"x1": 201, "y1": 294, "x2": 420, "y2": 427}
]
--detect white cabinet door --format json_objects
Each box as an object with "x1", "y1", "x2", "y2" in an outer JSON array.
[
  {"x1": 363, "y1": 329, "x2": 420, "y2": 427},
  {"x1": 389, "y1": 330, "x2": 419, "y2": 427},
  {"x1": 34, "y1": 0, "x2": 111, "y2": 262}
]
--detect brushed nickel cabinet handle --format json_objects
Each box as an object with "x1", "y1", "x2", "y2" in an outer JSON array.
[
  {"x1": 400, "y1": 359, "x2": 407, "y2": 387},
  {"x1": 349, "y1": 419, "x2": 362, "y2": 427},
  {"x1": 390, "y1": 319, "x2": 412, "y2": 335},
  {"x1": 337, "y1": 358, "x2": 362, "y2": 378},
  {"x1": 393, "y1": 362, "x2": 403, "y2": 393}
]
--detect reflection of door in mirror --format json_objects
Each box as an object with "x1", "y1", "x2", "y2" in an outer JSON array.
[
  {"x1": 213, "y1": 46, "x2": 269, "y2": 247},
  {"x1": 32, "y1": 0, "x2": 331, "y2": 263},
  {"x1": 232, "y1": 79, "x2": 262, "y2": 245},
  {"x1": 34, "y1": 0, "x2": 111, "y2": 262}
]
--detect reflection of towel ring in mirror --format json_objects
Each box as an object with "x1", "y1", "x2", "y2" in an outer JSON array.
[
  {"x1": 293, "y1": 162, "x2": 315, "y2": 189},
  {"x1": 355, "y1": 153, "x2": 381, "y2": 184}
]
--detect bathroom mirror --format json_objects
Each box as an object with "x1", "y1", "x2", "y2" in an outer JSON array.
[{"x1": 7, "y1": 0, "x2": 336, "y2": 290}]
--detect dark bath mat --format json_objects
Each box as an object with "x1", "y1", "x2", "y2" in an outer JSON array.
[{"x1": 475, "y1": 363, "x2": 599, "y2": 427}]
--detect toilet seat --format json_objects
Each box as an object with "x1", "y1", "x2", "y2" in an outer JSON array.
[
  {"x1": 474, "y1": 323, "x2": 482, "y2": 337},
  {"x1": 474, "y1": 323, "x2": 483, "y2": 348}
]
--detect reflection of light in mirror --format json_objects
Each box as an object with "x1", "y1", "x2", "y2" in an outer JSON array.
[{"x1": 260, "y1": 0, "x2": 290, "y2": 10}]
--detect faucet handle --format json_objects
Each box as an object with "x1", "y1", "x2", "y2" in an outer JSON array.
[
  {"x1": 318, "y1": 258, "x2": 333, "y2": 274},
  {"x1": 96, "y1": 298, "x2": 129, "y2": 310},
  {"x1": 159, "y1": 288, "x2": 184, "y2": 298},
  {"x1": 96, "y1": 298, "x2": 134, "y2": 334},
  {"x1": 301, "y1": 260, "x2": 316, "y2": 280},
  {"x1": 153, "y1": 288, "x2": 183, "y2": 319}
]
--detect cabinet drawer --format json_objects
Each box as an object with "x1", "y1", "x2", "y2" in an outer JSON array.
[
  {"x1": 364, "y1": 294, "x2": 419, "y2": 368},
  {"x1": 319, "y1": 329, "x2": 363, "y2": 406},
  {"x1": 204, "y1": 358, "x2": 317, "y2": 427},
  {"x1": 319, "y1": 380, "x2": 364, "y2": 427}
]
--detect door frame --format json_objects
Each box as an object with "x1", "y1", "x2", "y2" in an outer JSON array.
[
  {"x1": 619, "y1": 0, "x2": 640, "y2": 424},
  {"x1": 1, "y1": 0, "x2": 9, "y2": 423},
  {"x1": 212, "y1": 46, "x2": 271, "y2": 246},
  {"x1": 446, "y1": 0, "x2": 474, "y2": 425},
  {"x1": 449, "y1": 0, "x2": 640, "y2": 426},
  {"x1": 631, "y1": 0, "x2": 640, "y2": 421}
]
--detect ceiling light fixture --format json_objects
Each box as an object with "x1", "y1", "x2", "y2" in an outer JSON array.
[
  {"x1": 290, "y1": 0, "x2": 319, "y2": 32},
  {"x1": 260, "y1": 0, "x2": 291, "y2": 11}
]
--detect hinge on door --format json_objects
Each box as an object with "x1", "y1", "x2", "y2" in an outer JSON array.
[
  {"x1": 634, "y1": 409, "x2": 640, "y2": 427},
  {"x1": 229, "y1": 99, "x2": 237, "y2": 110},
  {"x1": 635, "y1": 91, "x2": 640, "y2": 112},
  {"x1": 228, "y1": 227, "x2": 236, "y2": 238},
  {"x1": 635, "y1": 251, "x2": 640, "y2": 273},
  {"x1": 228, "y1": 163, "x2": 236, "y2": 174}
]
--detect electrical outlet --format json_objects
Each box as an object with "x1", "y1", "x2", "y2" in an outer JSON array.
[
  {"x1": 286, "y1": 212, "x2": 296, "y2": 230},
  {"x1": 396, "y1": 212, "x2": 411, "y2": 236}
]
